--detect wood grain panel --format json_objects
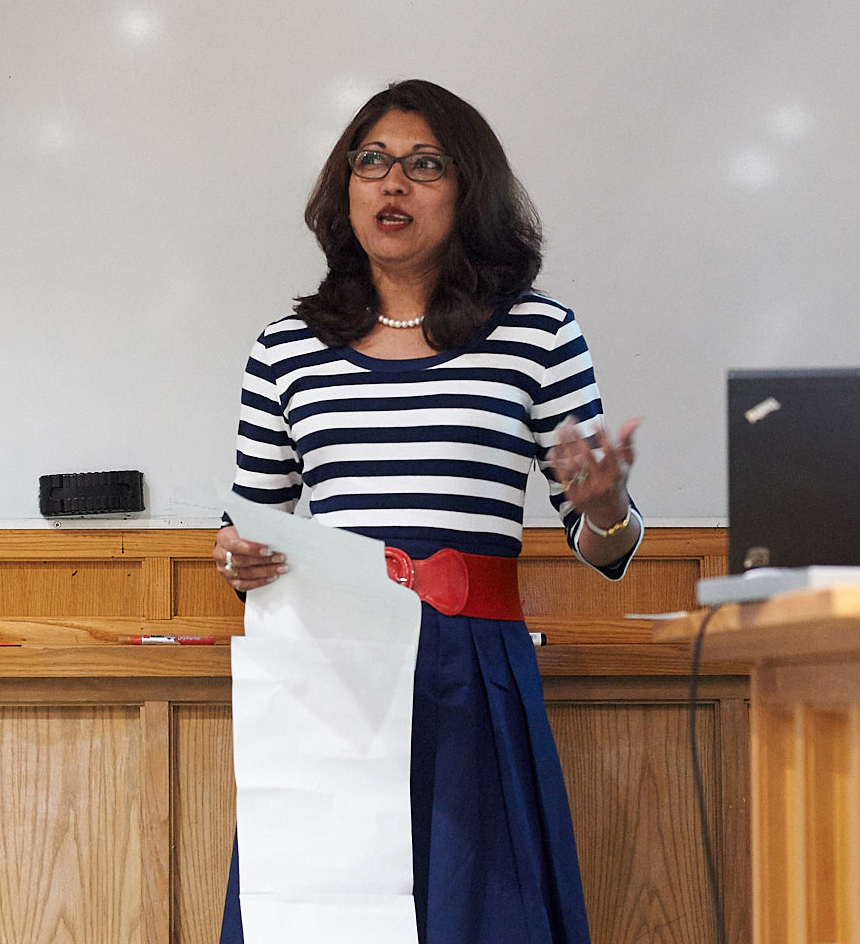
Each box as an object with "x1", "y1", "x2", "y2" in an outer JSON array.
[
  {"x1": 142, "y1": 559, "x2": 172, "y2": 621},
  {"x1": 0, "y1": 617, "x2": 241, "y2": 647},
  {"x1": 0, "y1": 531, "x2": 125, "y2": 559},
  {"x1": 718, "y1": 697, "x2": 752, "y2": 944},
  {"x1": 0, "y1": 560, "x2": 141, "y2": 617},
  {"x1": 0, "y1": 646, "x2": 231, "y2": 678},
  {"x1": 173, "y1": 560, "x2": 245, "y2": 618},
  {"x1": 520, "y1": 528, "x2": 728, "y2": 559},
  {"x1": 805, "y1": 708, "x2": 851, "y2": 944},
  {"x1": 121, "y1": 531, "x2": 223, "y2": 557},
  {"x1": 0, "y1": 527, "x2": 748, "y2": 944},
  {"x1": 141, "y1": 701, "x2": 172, "y2": 944},
  {"x1": 0, "y1": 706, "x2": 142, "y2": 944},
  {"x1": 752, "y1": 705, "x2": 797, "y2": 944},
  {"x1": 173, "y1": 705, "x2": 236, "y2": 944},
  {"x1": 548, "y1": 701, "x2": 719, "y2": 944},
  {"x1": 520, "y1": 557, "x2": 701, "y2": 618}
]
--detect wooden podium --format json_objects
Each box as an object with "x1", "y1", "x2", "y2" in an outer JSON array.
[{"x1": 658, "y1": 586, "x2": 860, "y2": 944}]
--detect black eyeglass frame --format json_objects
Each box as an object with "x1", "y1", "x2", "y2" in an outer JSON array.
[{"x1": 347, "y1": 149, "x2": 454, "y2": 182}]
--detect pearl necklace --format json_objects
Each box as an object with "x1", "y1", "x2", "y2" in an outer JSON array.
[{"x1": 378, "y1": 314, "x2": 425, "y2": 329}]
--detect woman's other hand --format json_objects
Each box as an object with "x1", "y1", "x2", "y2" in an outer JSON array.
[
  {"x1": 549, "y1": 416, "x2": 640, "y2": 524},
  {"x1": 549, "y1": 416, "x2": 642, "y2": 566},
  {"x1": 213, "y1": 525, "x2": 289, "y2": 592}
]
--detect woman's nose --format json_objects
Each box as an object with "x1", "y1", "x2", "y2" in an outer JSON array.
[{"x1": 382, "y1": 162, "x2": 412, "y2": 194}]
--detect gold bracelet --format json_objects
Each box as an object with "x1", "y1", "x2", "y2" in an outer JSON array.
[{"x1": 584, "y1": 508, "x2": 631, "y2": 538}]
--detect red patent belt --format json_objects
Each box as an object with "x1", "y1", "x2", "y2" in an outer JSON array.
[{"x1": 384, "y1": 547, "x2": 523, "y2": 620}]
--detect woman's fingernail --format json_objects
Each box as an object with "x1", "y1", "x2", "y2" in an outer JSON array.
[
  {"x1": 272, "y1": 553, "x2": 286, "y2": 564},
  {"x1": 277, "y1": 564, "x2": 290, "y2": 575}
]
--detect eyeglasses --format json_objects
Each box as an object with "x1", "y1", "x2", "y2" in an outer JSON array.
[{"x1": 347, "y1": 149, "x2": 454, "y2": 182}]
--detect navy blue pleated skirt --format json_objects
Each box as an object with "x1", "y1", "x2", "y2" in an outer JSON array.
[{"x1": 221, "y1": 603, "x2": 591, "y2": 944}]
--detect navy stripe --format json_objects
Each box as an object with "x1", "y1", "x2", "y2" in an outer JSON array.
[
  {"x1": 242, "y1": 389, "x2": 286, "y2": 416},
  {"x1": 303, "y1": 458, "x2": 528, "y2": 489},
  {"x1": 290, "y1": 365, "x2": 543, "y2": 396},
  {"x1": 498, "y1": 313, "x2": 569, "y2": 335},
  {"x1": 233, "y1": 483, "x2": 300, "y2": 505},
  {"x1": 237, "y1": 420, "x2": 292, "y2": 447},
  {"x1": 289, "y1": 392, "x2": 528, "y2": 424},
  {"x1": 535, "y1": 370, "x2": 598, "y2": 405},
  {"x1": 237, "y1": 452, "x2": 301, "y2": 476},
  {"x1": 295, "y1": 425, "x2": 535, "y2": 457},
  {"x1": 311, "y1": 492, "x2": 522, "y2": 521},
  {"x1": 344, "y1": 526, "x2": 522, "y2": 558},
  {"x1": 531, "y1": 396, "x2": 602, "y2": 436}
]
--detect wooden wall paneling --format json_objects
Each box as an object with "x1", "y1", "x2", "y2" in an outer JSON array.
[
  {"x1": 519, "y1": 527, "x2": 729, "y2": 624},
  {"x1": 141, "y1": 701, "x2": 172, "y2": 944},
  {"x1": 172, "y1": 704, "x2": 236, "y2": 944},
  {"x1": 851, "y1": 705, "x2": 860, "y2": 944},
  {"x1": 717, "y1": 696, "x2": 752, "y2": 944},
  {"x1": 804, "y1": 707, "x2": 851, "y2": 943},
  {"x1": 542, "y1": 676, "x2": 751, "y2": 944},
  {"x1": 0, "y1": 527, "x2": 749, "y2": 943},
  {"x1": 0, "y1": 617, "x2": 242, "y2": 648},
  {"x1": 0, "y1": 560, "x2": 142, "y2": 618},
  {"x1": 142, "y1": 558, "x2": 173, "y2": 621},
  {"x1": 0, "y1": 531, "x2": 125, "y2": 559},
  {"x1": 0, "y1": 705, "x2": 143, "y2": 944},
  {"x1": 701, "y1": 554, "x2": 729, "y2": 581},
  {"x1": 547, "y1": 694, "x2": 720, "y2": 944},
  {"x1": 751, "y1": 704, "x2": 797, "y2": 944},
  {"x1": 173, "y1": 560, "x2": 245, "y2": 618},
  {"x1": 520, "y1": 556, "x2": 703, "y2": 619}
]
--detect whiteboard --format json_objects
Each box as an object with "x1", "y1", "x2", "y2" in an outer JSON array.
[{"x1": 3, "y1": 0, "x2": 859, "y2": 526}]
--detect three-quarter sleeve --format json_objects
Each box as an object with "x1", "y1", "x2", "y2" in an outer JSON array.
[
  {"x1": 231, "y1": 331, "x2": 304, "y2": 513},
  {"x1": 530, "y1": 305, "x2": 643, "y2": 579}
]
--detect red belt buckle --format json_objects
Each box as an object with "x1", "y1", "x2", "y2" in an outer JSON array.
[
  {"x1": 384, "y1": 547, "x2": 415, "y2": 588},
  {"x1": 384, "y1": 547, "x2": 469, "y2": 616}
]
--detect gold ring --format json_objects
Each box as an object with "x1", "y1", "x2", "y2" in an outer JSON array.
[{"x1": 564, "y1": 470, "x2": 589, "y2": 489}]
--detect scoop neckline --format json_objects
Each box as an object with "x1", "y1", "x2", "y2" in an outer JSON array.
[{"x1": 335, "y1": 301, "x2": 508, "y2": 372}]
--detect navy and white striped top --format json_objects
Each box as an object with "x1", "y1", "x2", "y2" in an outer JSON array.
[{"x1": 232, "y1": 292, "x2": 640, "y2": 571}]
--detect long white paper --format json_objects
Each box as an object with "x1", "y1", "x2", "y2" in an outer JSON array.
[{"x1": 225, "y1": 492, "x2": 422, "y2": 944}]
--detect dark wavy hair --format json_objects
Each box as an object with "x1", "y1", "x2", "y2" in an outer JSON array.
[{"x1": 294, "y1": 79, "x2": 542, "y2": 350}]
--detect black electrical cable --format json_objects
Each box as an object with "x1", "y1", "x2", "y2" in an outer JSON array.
[{"x1": 689, "y1": 604, "x2": 729, "y2": 944}]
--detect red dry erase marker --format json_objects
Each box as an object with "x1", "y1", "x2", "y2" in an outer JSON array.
[{"x1": 122, "y1": 635, "x2": 217, "y2": 645}]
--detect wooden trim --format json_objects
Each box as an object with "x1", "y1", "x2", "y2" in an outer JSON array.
[
  {"x1": 0, "y1": 526, "x2": 726, "y2": 558},
  {"x1": 719, "y1": 696, "x2": 753, "y2": 944},
  {"x1": 0, "y1": 526, "x2": 736, "y2": 676},
  {"x1": 0, "y1": 676, "x2": 233, "y2": 705},
  {"x1": 0, "y1": 647, "x2": 231, "y2": 678},
  {"x1": 141, "y1": 700, "x2": 172, "y2": 944},
  {"x1": 0, "y1": 530, "x2": 127, "y2": 558},
  {"x1": 521, "y1": 525, "x2": 728, "y2": 560},
  {"x1": 536, "y1": 643, "x2": 748, "y2": 676},
  {"x1": 0, "y1": 529, "x2": 219, "y2": 560},
  {"x1": 0, "y1": 526, "x2": 748, "y2": 944},
  {"x1": 541, "y1": 674, "x2": 750, "y2": 701},
  {"x1": 0, "y1": 617, "x2": 241, "y2": 647},
  {"x1": 142, "y1": 558, "x2": 173, "y2": 620}
]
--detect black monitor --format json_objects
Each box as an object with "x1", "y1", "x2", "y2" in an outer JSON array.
[{"x1": 728, "y1": 368, "x2": 860, "y2": 574}]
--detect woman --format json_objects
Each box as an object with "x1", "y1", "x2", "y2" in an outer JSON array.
[{"x1": 215, "y1": 79, "x2": 642, "y2": 944}]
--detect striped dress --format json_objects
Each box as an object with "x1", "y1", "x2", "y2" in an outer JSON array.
[{"x1": 221, "y1": 292, "x2": 642, "y2": 944}]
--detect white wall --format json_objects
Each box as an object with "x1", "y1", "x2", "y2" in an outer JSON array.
[{"x1": 3, "y1": 0, "x2": 859, "y2": 525}]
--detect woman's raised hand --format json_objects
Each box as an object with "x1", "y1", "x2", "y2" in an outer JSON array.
[
  {"x1": 213, "y1": 525, "x2": 289, "y2": 592},
  {"x1": 549, "y1": 416, "x2": 641, "y2": 528}
]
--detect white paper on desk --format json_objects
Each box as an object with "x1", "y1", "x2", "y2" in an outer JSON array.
[{"x1": 224, "y1": 492, "x2": 422, "y2": 944}]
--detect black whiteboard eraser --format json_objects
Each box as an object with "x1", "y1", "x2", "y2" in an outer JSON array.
[{"x1": 39, "y1": 470, "x2": 145, "y2": 516}]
